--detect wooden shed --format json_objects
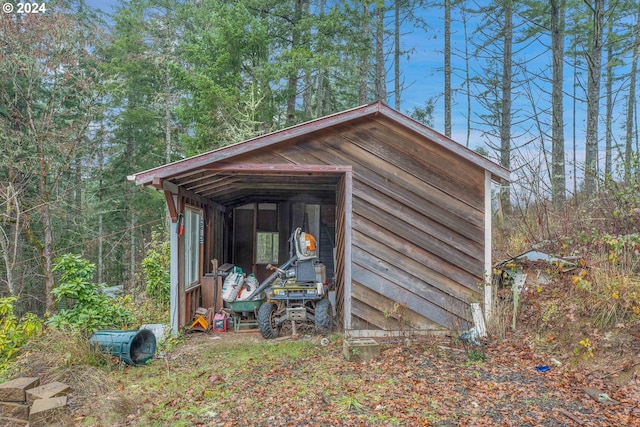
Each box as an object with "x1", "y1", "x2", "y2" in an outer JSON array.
[{"x1": 129, "y1": 102, "x2": 509, "y2": 336}]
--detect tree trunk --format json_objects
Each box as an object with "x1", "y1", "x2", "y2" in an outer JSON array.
[
  {"x1": 605, "y1": 16, "x2": 613, "y2": 181},
  {"x1": 130, "y1": 211, "x2": 135, "y2": 290},
  {"x1": 394, "y1": 0, "x2": 401, "y2": 109},
  {"x1": 316, "y1": 0, "x2": 327, "y2": 117},
  {"x1": 97, "y1": 129, "x2": 104, "y2": 284},
  {"x1": 462, "y1": 7, "x2": 471, "y2": 147},
  {"x1": 302, "y1": 0, "x2": 312, "y2": 118},
  {"x1": 286, "y1": 0, "x2": 303, "y2": 126},
  {"x1": 624, "y1": 1, "x2": 640, "y2": 183},
  {"x1": 500, "y1": 0, "x2": 513, "y2": 213},
  {"x1": 0, "y1": 230, "x2": 15, "y2": 295},
  {"x1": 573, "y1": 59, "x2": 578, "y2": 202},
  {"x1": 36, "y1": 144, "x2": 56, "y2": 311},
  {"x1": 583, "y1": 0, "x2": 604, "y2": 196},
  {"x1": 359, "y1": 1, "x2": 370, "y2": 105},
  {"x1": 444, "y1": 0, "x2": 451, "y2": 137},
  {"x1": 165, "y1": 73, "x2": 172, "y2": 165},
  {"x1": 75, "y1": 155, "x2": 82, "y2": 222},
  {"x1": 0, "y1": 182, "x2": 20, "y2": 295},
  {"x1": 374, "y1": 0, "x2": 386, "y2": 102},
  {"x1": 551, "y1": 0, "x2": 566, "y2": 206},
  {"x1": 27, "y1": 84, "x2": 56, "y2": 310}
]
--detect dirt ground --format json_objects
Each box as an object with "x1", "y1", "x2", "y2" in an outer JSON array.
[{"x1": 71, "y1": 329, "x2": 640, "y2": 427}]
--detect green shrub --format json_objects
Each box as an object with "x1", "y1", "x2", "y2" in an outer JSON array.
[
  {"x1": 48, "y1": 254, "x2": 132, "y2": 334},
  {"x1": 0, "y1": 296, "x2": 42, "y2": 373},
  {"x1": 141, "y1": 230, "x2": 170, "y2": 308}
]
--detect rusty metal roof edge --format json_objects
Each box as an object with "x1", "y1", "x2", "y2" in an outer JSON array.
[{"x1": 130, "y1": 101, "x2": 509, "y2": 186}]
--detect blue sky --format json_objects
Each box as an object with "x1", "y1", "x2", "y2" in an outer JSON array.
[{"x1": 84, "y1": 0, "x2": 630, "y2": 192}]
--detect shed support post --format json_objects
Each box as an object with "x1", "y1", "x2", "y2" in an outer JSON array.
[
  {"x1": 344, "y1": 171, "x2": 353, "y2": 331},
  {"x1": 484, "y1": 171, "x2": 492, "y2": 319},
  {"x1": 169, "y1": 194, "x2": 179, "y2": 336}
]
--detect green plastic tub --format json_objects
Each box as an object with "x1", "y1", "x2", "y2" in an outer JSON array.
[
  {"x1": 89, "y1": 329, "x2": 156, "y2": 366},
  {"x1": 229, "y1": 299, "x2": 263, "y2": 313}
]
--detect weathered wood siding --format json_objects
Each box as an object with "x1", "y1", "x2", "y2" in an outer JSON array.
[{"x1": 231, "y1": 115, "x2": 485, "y2": 330}]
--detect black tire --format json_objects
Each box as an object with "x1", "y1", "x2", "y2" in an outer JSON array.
[
  {"x1": 258, "y1": 302, "x2": 280, "y2": 339},
  {"x1": 314, "y1": 298, "x2": 333, "y2": 335}
]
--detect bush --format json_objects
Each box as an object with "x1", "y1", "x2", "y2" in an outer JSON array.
[
  {"x1": 0, "y1": 296, "x2": 42, "y2": 373},
  {"x1": 141, "y1": 230, "x2": 170, "y2": 308},
  {"x1": 48, "y1": 254, "x2": 132, "y2": 334}
]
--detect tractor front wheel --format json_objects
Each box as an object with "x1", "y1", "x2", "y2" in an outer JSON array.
[
  {"x1": 258, "y1": 302, "x2": 280, "y2": 339},
  {"x1": 314, "y1": 298, "x2": 333, "y2": 335}
]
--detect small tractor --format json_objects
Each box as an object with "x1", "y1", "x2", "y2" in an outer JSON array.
[{"x1": 245, "y1": 228, "x2": 333, "y2": 339}]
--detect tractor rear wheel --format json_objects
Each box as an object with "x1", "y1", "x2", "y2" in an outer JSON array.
[
  {"x1": 258, "y1": 302, "x2": 280, "y2": 339},
  {"x1": 314, "y1": 298, "x2": 333, "y2": 335}
]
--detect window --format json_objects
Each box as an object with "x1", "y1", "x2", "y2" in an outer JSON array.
[
  {"x1": 184, "y1": 207, "x2": 202, "y2": 288},
  {"x1": 256, "y1": 232, "x2": 279, "y2": 264}
]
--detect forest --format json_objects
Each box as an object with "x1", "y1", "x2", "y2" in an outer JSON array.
[{"x1": 1, "y1": 0, "x2": 639, "y2": 318}]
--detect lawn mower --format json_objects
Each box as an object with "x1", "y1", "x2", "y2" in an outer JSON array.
[{"x1": 245, "y1": 228, "x2": 333, "y2": 339}]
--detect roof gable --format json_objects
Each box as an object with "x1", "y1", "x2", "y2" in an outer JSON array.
[{"x1": 130, "y1": 101, "x2": 509, "y2": 186}]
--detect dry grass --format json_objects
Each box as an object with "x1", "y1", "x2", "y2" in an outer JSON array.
[
  {"x1": 486, "y1": 292, "x2": 513, "y2": 340},
  {"x1": 7, "y1": 329, "x2": 116, "y2": 398}
]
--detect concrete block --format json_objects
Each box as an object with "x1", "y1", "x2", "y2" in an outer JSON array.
[
  {"x1": 0, "y1": 416, "x2": 29, "y2": 426},
  {"x1": 0, "y1": 377, "x2": 40, "y2": 402},
  {"x1": 343, "y1": 338, "x2": 380, "y2": 361},
  {"x1": 0, "y1": 401, "x2": 30, "y2": 420},
  {"x1": 29, "y1": 396, "x2": 68, "y2": 427},
  {"x1": 26, "y1": 382, "x2": 71, "y2": 403}
]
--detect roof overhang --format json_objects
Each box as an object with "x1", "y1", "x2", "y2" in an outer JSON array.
[{"x1": 128, "y1": 102, "x2": 509, "y2": 208}]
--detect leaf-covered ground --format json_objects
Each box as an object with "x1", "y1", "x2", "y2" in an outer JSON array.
[{"x1": 72, "y1": 332, "x2": 640, "y2": 426}]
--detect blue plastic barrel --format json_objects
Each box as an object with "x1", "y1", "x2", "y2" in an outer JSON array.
[{"x1": 89, "y1": 329, "x2": 156, "y2": 366}]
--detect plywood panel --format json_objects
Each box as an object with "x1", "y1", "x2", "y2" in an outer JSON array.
[
  {"x1": 333, "y1": 174, "x2": 347, "y2": 328},
  {"x1": 351, "y1": 282, "x2": 444, "y2": 330},
  {"x1": 352, "y1": 240, "x2": 472, "y2": 317},
  {"x1": 351, "y1": 262, "x2": 469, "y2": 330},
  {"x1": 246, "y1": 137, "x2": 484, "y2": 238},
  {"x1": 352, "y1": 223, "x2": 479, "y2": 299},
  {"x1": 295, "y1": 138, "x2": 485, "y2": 229},
  {"x1": 353, "y1": 197, "x2": 482, "y2": 278},
  {"x1": 351, "y1": 298, "x2": 393, "y2": 330},
  {"x1": 323, "y1": 133, "x2": 483, "y2": 211},
  {"x1": 366, "y1": 119, "x2": 485, "y2": 194},
  {"x1": 353, "y1": 179, "x2": 483, "y2": 260}
]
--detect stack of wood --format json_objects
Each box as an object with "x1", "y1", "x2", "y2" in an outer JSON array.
[{"x1": 0, "y1": 377, "x2": 71, "y2": 426}]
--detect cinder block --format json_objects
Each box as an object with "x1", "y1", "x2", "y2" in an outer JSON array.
[
  {"x1": 0, "y1": 401, "x2": 30, "y2": 420},
  {"x1": 26, "y1": 382, "x2": 71, "y2": 403},
  {"x1": 29, "y1": 396, "x2": 68, "y2": 427},
  {"x1": 343, "y1": 338, "x2": 380, "y2": 361},
  {"x1": 0, "y1": 416, "x2": 29, "y2": 426},
  {"x1": 0, "y1": 377, "x2": 40, "y2": 402}
]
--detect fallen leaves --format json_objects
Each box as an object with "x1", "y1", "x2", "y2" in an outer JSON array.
[{"x1": 69, "y1": 333, "x2": 640, "y2": 427}]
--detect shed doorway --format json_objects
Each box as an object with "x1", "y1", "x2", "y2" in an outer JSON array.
[
  {"x1": 231, "y1": 202, "x2": 336, "y2": 284},
  {"x1": 213, "y1": 168, "x2": 350, "y2": 330}
]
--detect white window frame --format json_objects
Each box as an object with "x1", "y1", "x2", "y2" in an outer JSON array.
[{"x1": 184, "y1": 206, "x2": 202, "y2": 289}]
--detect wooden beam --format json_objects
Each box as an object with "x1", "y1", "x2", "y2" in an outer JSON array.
[
  {"x1": 484, "y1": 170, "x2": 492, "y2": 318},
  {"x1": 152, "y1": 177, "x2": 163, "y2": 190},
  {"x1": 203, "y1": 163, "x2": 353, "y2": 174},
  {"x1": 164, "y1": 191, "x2": 178, "y2": 222},
  {"x1": 344, "y1": 170, "x2": 353, "y2": 331},
  {"x1": 130, "y1": 104, "x2": 377, "y2": 185}
]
